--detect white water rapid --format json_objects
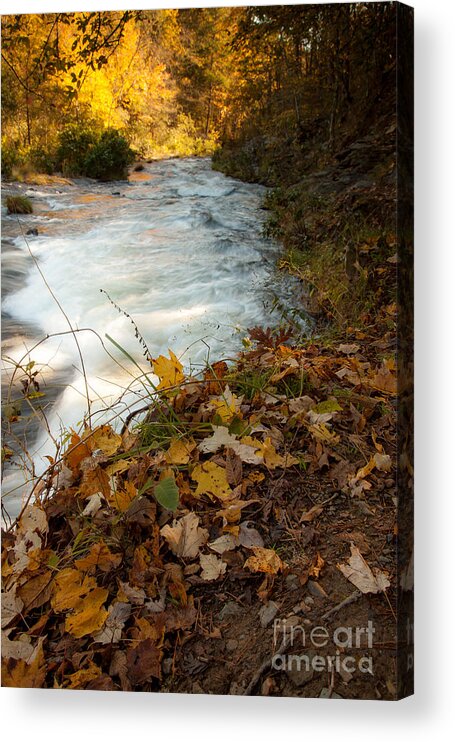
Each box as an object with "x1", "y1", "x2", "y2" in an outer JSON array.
[{"x1": 1, "y1": 157, "x2": 307, "y2": 517}]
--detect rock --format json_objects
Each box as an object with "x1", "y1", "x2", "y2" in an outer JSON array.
[
  {"x1": 226, "y1": 639, "x2": 238, "y2": 652},
  {"x1": 112, "y1": 191, "x2": 121, "y2": 196},
  {"x1": 285, "y1": 650, "x2": 315, "y2": 687},
  {"x1": 307, "y1": 580, "x2": 328, "y2": 598},
  {"x1": 217, "y1": 601, "x2": 241, "y2": 621},
  {"x1": 134, "y1": 163, "x2": 145, "y2": 172},
  {"x1": 285, "y1": 574, "x2": 300, "y2": 590},
  {"x1": 26, "y1": 228, "x2": 38, "y2": 236},
  {"x1": 258, "y1": 601, "x2": 279, "y2": 628}
]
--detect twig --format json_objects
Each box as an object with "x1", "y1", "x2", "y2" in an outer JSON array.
[
  {"x1": 242, "y1": 633, "x2": 292, "y2": 696},
  {"x1": 321, "y1": 590, "x2": 362, "y2": 621}
]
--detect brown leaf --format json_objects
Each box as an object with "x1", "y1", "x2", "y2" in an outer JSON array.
[
  {"x1": 337, "y1": 543, "x2": 390, "y2": 594},
  {"x1": 126, "y1": 639, "x2": 162, "y2": 685},
  {"x1": 161, "y1": 512, "x2": 208, "y2": 559},
  {"x1": 299, "y1": 504, "x2": 324, "y2": 523}
]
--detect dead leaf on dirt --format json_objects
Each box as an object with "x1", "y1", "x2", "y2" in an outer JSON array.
[
  {"x1": 191, "y1": 461, "x2": 232, "y2": 501},
  {"x1": 160, "y1": 512, "x2": 208, "y2": 559},
  {"x1": 337, "y1": 543, "x2": 390, "y2": 593},
  {"x1": 238, "y1": 521, "x2": 264, "y2": 549},
  {"x1": 199, "y1": 553, "x2": 227, "y2": 581},
  {"x1": 300, "y1": 503, "x2": 324, "y2": 523},
  {"x1": 126, "y1": 638, "x2": 162, "y2": 684},
  {"x1": 244, "y1": 547, "x2": 285, "y2": 574},
  {"x1": 208, "y1": 533, "x2": 237, "y2": 553},
  {"x1": 308, "y1": 552, "x2": 325, "y2": 578}
]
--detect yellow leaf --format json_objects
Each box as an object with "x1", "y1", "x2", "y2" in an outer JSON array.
[
  {"x1": 191, "y1": 461, "x2": 232, "y2": 501},
  {"x1": 262, "y1": 437, "x2": 299, "y2": 470},
  {"x1": 65, "y1": 588, "x2": 109, "y2": 638},
  {"x1": 244, "y1": 547, "x2": 285, "y2": 575},
  {"x1": 65, "y1": 660, "x2": 101, "y2": 689},
  {"x1": 74, "y1": 540, "x2": 122, "y2": 574},
  {"x1": 165, "y1": 437, "x2": 196, "y2": 465},
  {"x1": 109, "y1": 480, "x2": 137, "y2": 512},
  {"x1": 152, "y1": 350, "x2": 185, "y2": 391},
  {"x1": 51, "y1": 568, "x2": 97, "y2": 612},
  {"x1": 210, "y1": 385, "x2": 243, "y2": 423},
  {"x1": 88, "y1": 425, "x2": 122, "y2": 456}
]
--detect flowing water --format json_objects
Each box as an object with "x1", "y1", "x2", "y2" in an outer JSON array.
[{"x1": 1, "y1": 157, "x2": 308, "y2": 518}]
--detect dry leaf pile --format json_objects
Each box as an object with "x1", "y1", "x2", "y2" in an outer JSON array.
[{"x1": 2, "y1": 328, "x2": 399, "y2": 690}]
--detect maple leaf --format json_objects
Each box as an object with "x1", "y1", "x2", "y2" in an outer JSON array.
[
  {"x1": 198, "y1": 426, "x2": 262, "y2": 464},
  {"x1": 337, "y1": 543, "x2": 390, "y2": 594},
  {"x1": 199, "y1": 553, "x2": 227, "y2": 581},
  {"x1": 93, "y1": 601, "x2": 132, "y2": 644},
  {"x1": 152, "y1": 350, "x2": 185, "y2": 391},
  {"x1": 244, "y1": 547, "x2": 285, "y2": 574},
  {"x1": 1, "y1": 640, "x2": 46, "y2": 688},
  {"x1": 74, "y1": 540, "x2": 122, "y2": 574},
  {"x1": 65, "y1": 661, "x2": 102, "y2": 689},
  {"x1": 191, "y1": 461, "x2": 232, "y2": 501},
  {"x1": 51, "y1": 568, "x2": 109, "y2": 638},
  {"x1": 88, "y1": 424, "x2": 122, "y2": 456},
  {"x1": 165, "y1": 437, "x2": 196, "y2": 465},
  {"x1": 160, "y1": 512, "x2": 209, "y2": 558},
  {"x1": 210, "y1": 385, "x2": 243, "y2": 423}
]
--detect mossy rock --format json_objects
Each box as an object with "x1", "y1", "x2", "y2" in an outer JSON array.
[{"x1": 6, "y1": 195, "x2": 33, "y2": 214}]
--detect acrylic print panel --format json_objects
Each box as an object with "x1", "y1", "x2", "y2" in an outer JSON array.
[{"x1": 1, "y1": 2, "x2": 413, "y2": 699}]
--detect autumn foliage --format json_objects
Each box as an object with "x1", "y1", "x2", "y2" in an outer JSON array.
[{"x1": 2, "y1": 328, "x2": 398, "y2": 691}]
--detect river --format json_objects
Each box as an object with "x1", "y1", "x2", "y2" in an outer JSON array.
[{"x1": 1, "y1": 157, "x2": 307, "y2": 518}]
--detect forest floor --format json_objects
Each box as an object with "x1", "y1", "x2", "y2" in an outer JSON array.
[{"x1": 2, "y1": 143, "x2": 403, "y2": 699}]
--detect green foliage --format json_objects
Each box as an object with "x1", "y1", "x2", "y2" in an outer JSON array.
[
  {"x1": 152, "y1": 477, "x2": 179, "y2": 511},
  {"x1": 83, "y1": 129, "x2": 135, "y2": 181},
  {"x1": 55, "y1": 124, "x2": 98, "y2": 177},
  {"x1": 55, "y1": 124, "x2": 134, "y2": 181},
  {"x1": 6, "y1": 195, "x2": 33, "y2": 214}
]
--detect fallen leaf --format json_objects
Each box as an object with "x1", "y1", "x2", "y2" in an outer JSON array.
[
  {"x1": 152, "y1": 350, "x2": 185, "y2": 391},
  {"x1": 192, "y1": 461, "x2": 232, "y2": 501},
  {"x1": 300, "y1": 503, "x2": 324, "y2": 523},
  {"x1": 244, "y1": 547, "x2": 285, "y2": 574},
  {"x1": 93, "y1": 602, "x2": 132, "y2": 644},
  {"x1": 161, "y1": 512, "x2": 209, "y2": 559},
  {"x1": 74, "y1": 541, "x2": 122, "y2": 574},
  {"x1": 165, "y1": 437, "x2": 196, "y2": 465},
  {"x1": 208, "y1": 534, "x2": 237, "y2": 553},
  {"x1": 199, "y1": 553, "x2": 227, "y2": 581},
  {"x1": 337, "y1": 343, "x2": 360, "y2": 355},
  {"x1": 88, "y1": 425, "x2": 122, "y2": 456},
  {"x1": 337, "y1": 543, "x2": 390, "y2": 593},
  {"x1": 210, "y1": 386, "x2": 243, "y2": 423},
  {"x1": 126, "y1": 638, "x2": 162, "y2": 684}
]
